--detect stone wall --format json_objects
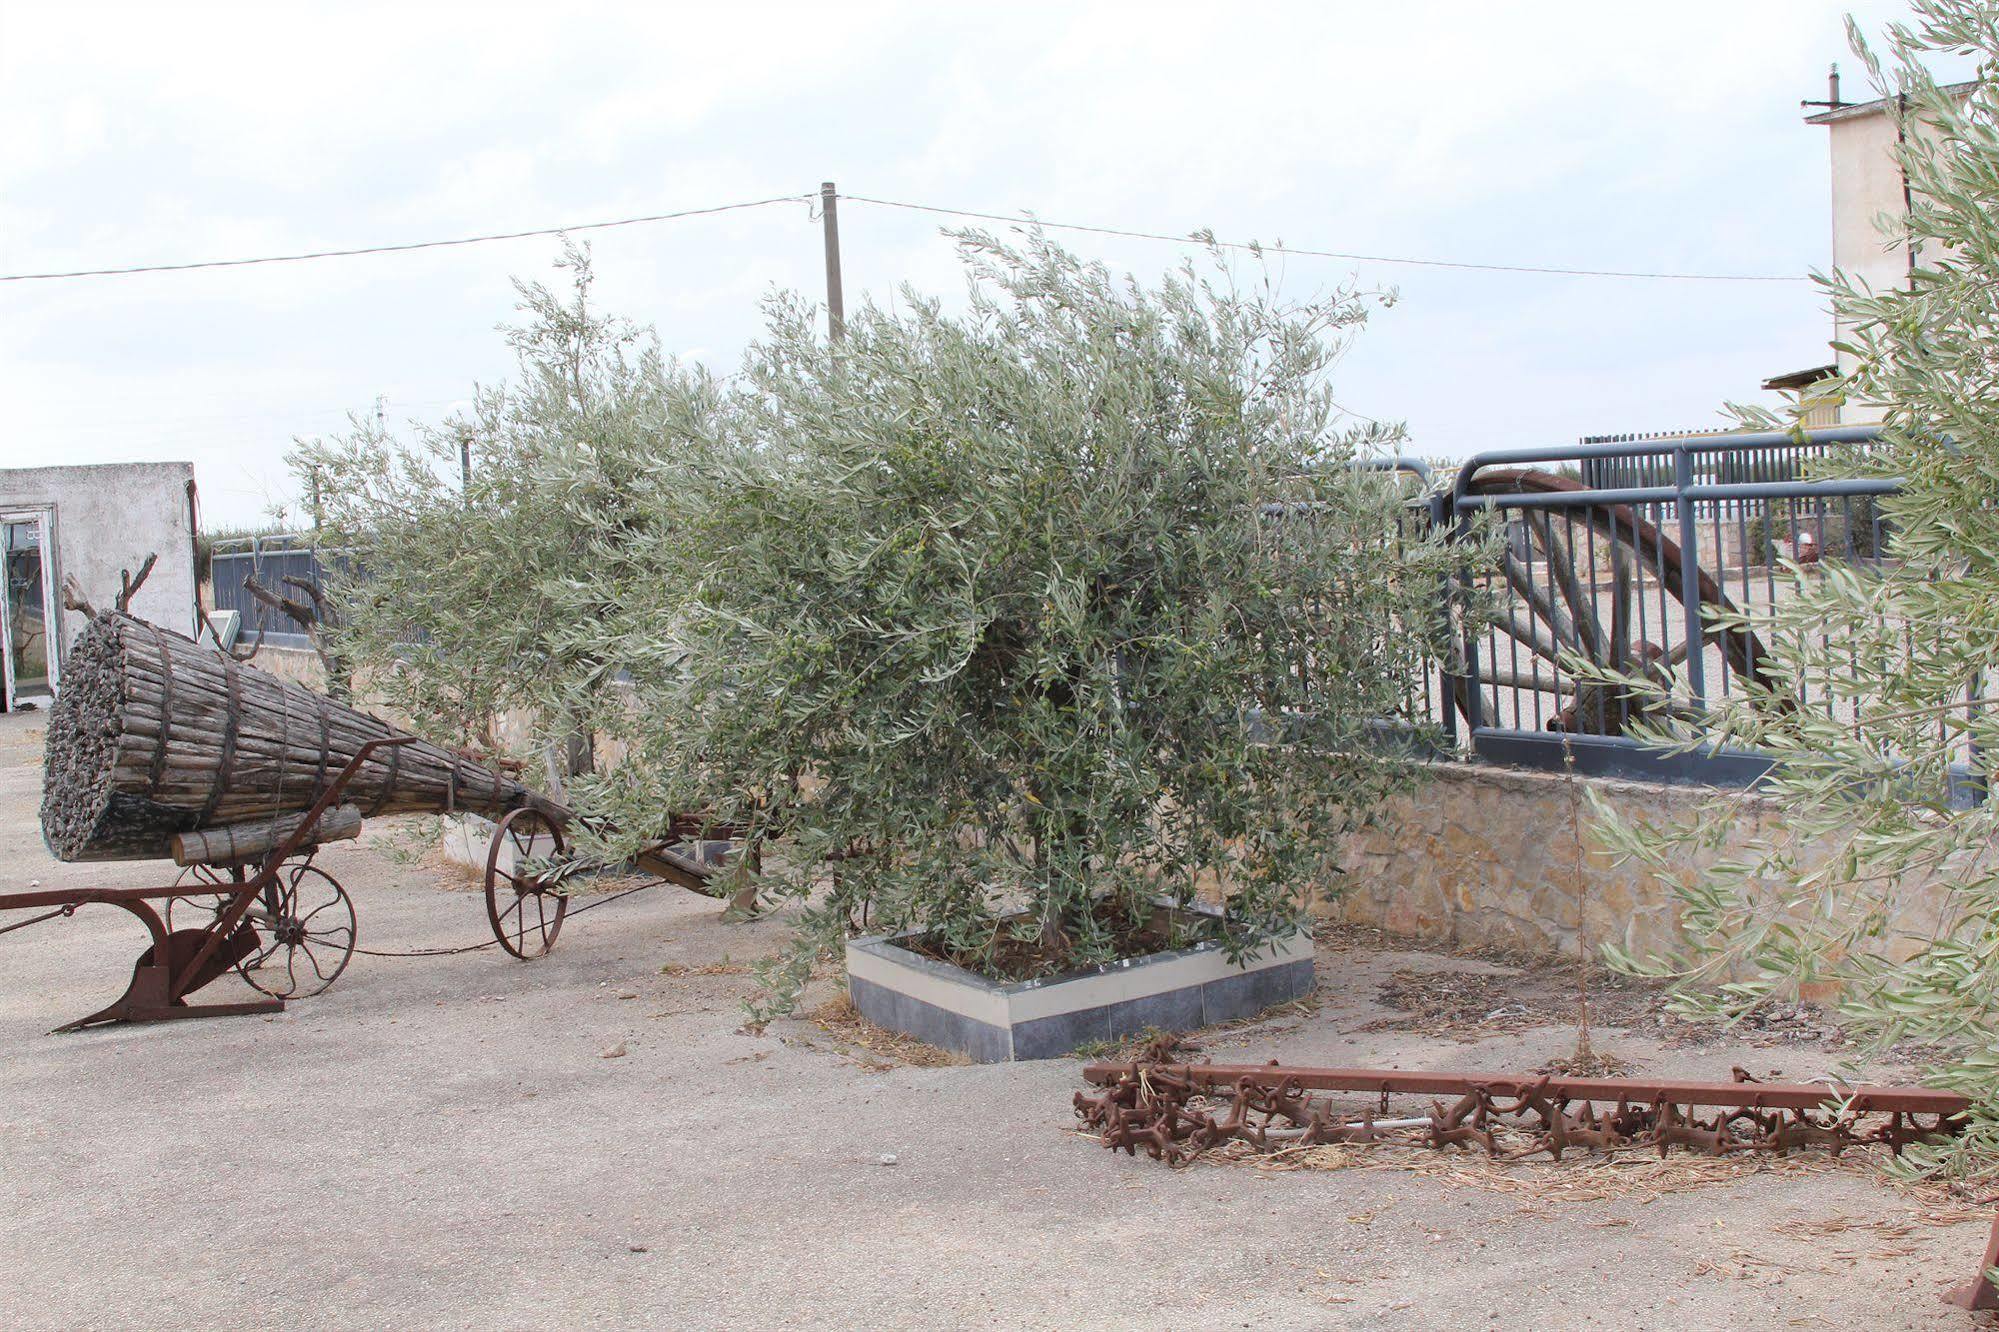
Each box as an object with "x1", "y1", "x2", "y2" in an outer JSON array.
[
  {"x1": 244, "y1": 643, "x2": 327, "y2": 689},
  {"x1": 186, "y1": 631, "x2": 1967, "y2": 969},
  {"x1": 1331, "y1": 761, "x2": 1790, "y2": 962}
]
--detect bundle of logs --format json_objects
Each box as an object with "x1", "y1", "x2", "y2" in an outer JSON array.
[{"x1": 40, "y1": 612, "x2": 527, "y2": 862}]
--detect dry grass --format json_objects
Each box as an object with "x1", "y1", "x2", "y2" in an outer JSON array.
[
  {"x1": 803, "y1": 994, "x2": 970, "y2": 1071},
  {"x1": 1360, "y1": 965, "x2": 1660, "y2": 1040},
  {"x1": 660, "y1": 959, "x2": 754, "y2": 977},
  {"x1": 1660, "y1": 1002, "x2": 1850, "y2": 1051},
  {"x1": 1203, "y1": 1135, "x2": 1848, "y2": 1204},
  {"x1": 1534, "y1": 1049, "x2": 1638, "y2": 1078}
]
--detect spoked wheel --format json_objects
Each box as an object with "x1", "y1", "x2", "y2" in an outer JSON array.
[
  {"x1": 235, "y1": 862, "x2": 357, "y2": 999},
  {"x1": 485, "y1": 807, "x2": 570, "y2": 959},
  {"x1": 1459, "y1": 468, "x2": 1784, "y2": 735},
  {"x1": 165, "y1": 859, "x2": 356, "y2": 999},
  {"x1": 165, "y1": 862, "x2": 233, "y2": 929}
]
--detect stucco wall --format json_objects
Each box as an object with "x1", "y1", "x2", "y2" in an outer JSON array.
[
  {"x1": 1817, "y1": 93, "x2": 1968, "y2": 421},
  {"x1": 0, "y1": 463, "x2": 198, "y2": 673},
  {"x1": 244, "y1": 643, "x2": 326, "y2": 688}
]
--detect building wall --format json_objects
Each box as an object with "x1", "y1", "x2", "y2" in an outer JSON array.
[
  {"x1": 1816, "y1": 90, "x2": 1969, "y2": 422},
  {"x1": 1826, "y1": 110, "x2": 1908, "y2": 422},
  {"x1": 0, "y1": 463, "x2": 198, "y2": 673},
  {"x1": 1827, "y1": 111, "x2": 1911, "y2": 305}
]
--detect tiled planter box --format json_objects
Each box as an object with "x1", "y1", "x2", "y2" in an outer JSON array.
[
  {"x1": 846, "y1": 908, "x2": 1313, "y2": 1063},
  {"x1": 439, "y1": 813, "x2": 501, "y2": 874}
]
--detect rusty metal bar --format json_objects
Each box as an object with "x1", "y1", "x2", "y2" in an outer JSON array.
[
  {"x1": 1947, "y1": 1212, "x2": 1999, "y2": 1310},
  {"x1": 0, "y1": 882, "x2": 250, "y2": 910},
  {"x1": 1080, "y1": 1061, "x2": 1968, "y2": 1117}
]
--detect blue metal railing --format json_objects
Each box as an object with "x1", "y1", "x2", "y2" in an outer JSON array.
[{"x1": 1436, "y1": 426, "x2": 1911, "y2": 787}]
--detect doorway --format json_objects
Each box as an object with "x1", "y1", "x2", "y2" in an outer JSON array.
[{"x1": 2, "y1": 512, "x2": 58, "y2": 711}]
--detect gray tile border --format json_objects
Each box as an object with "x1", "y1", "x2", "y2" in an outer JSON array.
[
  {"x1": 1105, "y1": 985, "x2": 1205, "y2": 1039},
  {"x1": 1200, "y1": 959, "x2": 1315, "y2": 1025},
  {"x1": 850, "y1": 974, "x2": 1012, "y2": 1061},
  {"x1": 1010, "y1": 1005, "x2": 1113, "y2": 1061},
  {"x1": 845, "y1": 912, "x2": 1315, "y2": 1063}
]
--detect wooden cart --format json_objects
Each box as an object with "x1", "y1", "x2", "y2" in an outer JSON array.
[
  {"x1": 478, "y1": 802, "x2": 746, "y2": 958},
  {"x1": 0, "y1": 738, "x2": 409, "y2": 1031}
]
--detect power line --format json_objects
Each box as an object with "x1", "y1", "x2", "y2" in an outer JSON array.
[
  {"x1": 0, "y1": 194, "x2": 813, "y2": 283},
  {"x1": 1, "y1": 185, "x2": 1814, "y2": 288},
  {"x1": 839, "y1": 193, "x2": 1813, "y2": 283},
  {"x1": 15, "y1": 397, "x2": 467, "y2": 434}
]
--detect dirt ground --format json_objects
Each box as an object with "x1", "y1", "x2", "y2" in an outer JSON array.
[{"x1": 0, "y1": 708, "x2": 1988, "y2": 1330}]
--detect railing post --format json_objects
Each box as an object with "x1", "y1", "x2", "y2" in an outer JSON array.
[
  {"x1": 1453, "y1": 492, "x2": 1486, "y2": 735},
  {"x1": 1429, "y1": 489, "x2": 1460, "y2": 747},
  {"x1": 1673, "y1": 446, "x2": 1707, "y2": 704}
]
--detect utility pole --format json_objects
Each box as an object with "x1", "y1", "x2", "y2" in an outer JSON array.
[
  {"x1": 820, "y1": 180, "x2": 845, "y2": 343},
  {"x1": 459, "y1": 427, "x2": 473, "y2": 505}
]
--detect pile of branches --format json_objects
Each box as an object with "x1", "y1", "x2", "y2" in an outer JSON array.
[{"x1": 40, "y1": 611, "x2": 523, "y2": 862}]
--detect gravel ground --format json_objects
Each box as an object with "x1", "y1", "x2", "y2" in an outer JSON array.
[{"x1": 0, "y1": 708, "x2": 1984, "y2": 1330}]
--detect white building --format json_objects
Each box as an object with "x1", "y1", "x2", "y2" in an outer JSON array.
[
  {"x1": 1764, "y1": 67, "x2": 1977, "y2": 423},
  {"x1": 0, "y1": 462, "x2": 199, "y2": 712}
]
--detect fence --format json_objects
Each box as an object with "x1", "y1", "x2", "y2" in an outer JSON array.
[
  {"x1": 1431, "y1": 425, "x2": 1919, "y2": 789},
  {"x1": 207, "y1": 534, "x2": 325, "y2": 650}
]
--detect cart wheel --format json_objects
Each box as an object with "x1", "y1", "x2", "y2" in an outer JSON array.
[
  {"x1": 236, "y1": 862, "x2": 357, "y2": 999},
  {"x1": 485, "y1": 807, "x2": 569, "y2": 959},
  {"x1": 163, "y1": 862, "x2": 234, "y2": 932}
]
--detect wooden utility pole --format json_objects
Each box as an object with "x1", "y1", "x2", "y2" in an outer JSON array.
[
  {"x1": 459, "y1": 427, "x2": 473, "y2": 505},
  {"x1": 820, "y1": 180, "x2": 845, "y2": 343}
]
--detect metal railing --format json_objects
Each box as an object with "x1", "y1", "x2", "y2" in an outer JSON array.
[{"x1": 1434, "y1": 425, "x2": 1907, "y2": 787}]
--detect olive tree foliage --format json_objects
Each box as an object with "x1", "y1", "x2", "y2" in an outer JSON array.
[
  {"x1": 1585, "y1": 2, "x2": 1999, "y2": 1181},
  {"x1": 295, "y1": 228, "x2": 1463, "y2": 1013},
  {"x1": 568, "y1": 230, "x2": 1465, "y2": 1011},
  {"x1": 289, "y1": 243, "x2": 716, "y2": 784}
]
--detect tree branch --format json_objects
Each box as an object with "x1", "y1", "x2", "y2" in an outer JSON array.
[
  {"x1": 60, "y1": 575, "x2": 96, "y2": 617},
  {"x1": 115, "y1": 553, "x2": 157, "y2": 612},
  {"x1": 244, "y1": 573, "x2": 350, "y2": 697}
]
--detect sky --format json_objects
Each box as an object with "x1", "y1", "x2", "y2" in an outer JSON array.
[{"x1": 0, "y1": 1, "x2": 1970, "y2": 528}]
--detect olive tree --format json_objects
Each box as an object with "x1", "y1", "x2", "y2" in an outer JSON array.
[
  {"x1": 1586, "y1": 2, "x2": 1999, "y2": 1182},
  {"x1": 290, "y1": 242, "x2": 714, "y2": 790},
  {"x1": 299, "y1": 229, "x2": 1464, "y2": 1015},
  {"x1": 571, "y1": 231, "x2": 1463, "y2": 1009}
]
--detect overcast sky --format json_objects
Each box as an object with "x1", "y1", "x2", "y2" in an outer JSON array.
[{"x1": 0, "y1": 1, "x2": 1966, "y2": 527}]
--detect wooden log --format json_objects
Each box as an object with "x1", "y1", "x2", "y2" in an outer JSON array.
[
  {"x1": 171, "y1": 804, "x2": 364, "y2": 866},
  {"x1": 41, "y1": 612, "x2": 533, "y2": 862}
]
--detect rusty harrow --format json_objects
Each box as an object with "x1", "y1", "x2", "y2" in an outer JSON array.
[
  {"x1": 1079, "y1": 1057, "x2": 1999, "y2": 1310},
  {"x1": 1075, "y1": 1058, "x2": 1969, "y2": 1168}
]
